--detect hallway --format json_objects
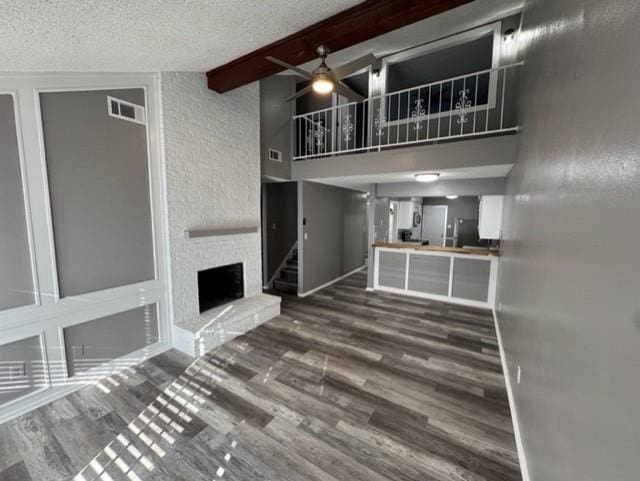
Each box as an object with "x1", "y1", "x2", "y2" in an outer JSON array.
[{"x1": 0, "y1": 271, "x2": 520, "y2": 481}]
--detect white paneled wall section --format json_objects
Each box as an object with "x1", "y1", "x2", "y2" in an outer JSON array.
[{"x1": 0, "y1": 74, "x2": 171, "y2": 423}]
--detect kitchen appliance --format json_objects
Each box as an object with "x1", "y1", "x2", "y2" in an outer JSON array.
[{"x1": 453, "y1": 218, "x2": 487, "y2": 247}]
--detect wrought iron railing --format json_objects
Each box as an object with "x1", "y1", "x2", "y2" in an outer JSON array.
[{"x1": 293, "y1": 62, "x2": 522, "y2": 160}]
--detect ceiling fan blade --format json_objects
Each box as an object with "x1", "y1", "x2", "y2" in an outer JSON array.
[
  {"x1": 285, "y1": 85, "x2": 313, "y2": 102},
  {"x1": 335, "y1": 82, "x2": 365, "y2": 103},
  {"x1": 265, "y1": 56, "x2": 313, "y2": 79},
  {"x1": 333, "y1": 53, "x2": 377, "y2": 80}
]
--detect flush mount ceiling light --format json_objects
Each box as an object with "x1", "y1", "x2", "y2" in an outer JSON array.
[
  {"x1": 414, "y1": 173, "x2": 440, "y2": 183},
  {"x1": 446, "y1": 195, "x2": 459, "y2": 200}
]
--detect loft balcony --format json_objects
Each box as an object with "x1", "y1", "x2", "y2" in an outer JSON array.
[{"x1": 292, "y1": 63, "x2": 521, "y2": 162}]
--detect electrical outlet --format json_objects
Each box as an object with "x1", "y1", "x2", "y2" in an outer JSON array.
[
  {"x1": 9, "y1": 362, "x2": 26, "y2": 381},
  {"x1": 516, "y1": 365, "x2": 522, "y2": 384},
  {"x1": 304, "y1": 233, "x2": 308, "y2": 240},
  {"x1": 498, "y1": 301, "x2": 503, "y2": 312}
]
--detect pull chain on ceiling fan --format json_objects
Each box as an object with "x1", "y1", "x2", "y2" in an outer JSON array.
[{"x1": 266, "y1": 45, "x2": 376, "y2": 102}]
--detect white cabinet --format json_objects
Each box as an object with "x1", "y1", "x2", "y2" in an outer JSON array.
[
  {"x1": 397, "y1": 201, "x2": 416, "y2": 229},
  {"x1": 478, "y1": 195, "x2": 504, "y2": 239}
]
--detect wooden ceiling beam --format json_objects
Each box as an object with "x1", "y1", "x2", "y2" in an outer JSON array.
[{"x1": 206, "y1": 0, "x2": 473, "y2": 93}]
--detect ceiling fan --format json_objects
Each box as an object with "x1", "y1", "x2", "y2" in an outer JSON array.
[{"x1": 266, "y1": 45, "x2": 376, "y2": 103}]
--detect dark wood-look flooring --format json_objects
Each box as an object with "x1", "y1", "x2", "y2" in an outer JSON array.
[{"x1": 0, "y1": 270, "x2": 521, "y2": 481}]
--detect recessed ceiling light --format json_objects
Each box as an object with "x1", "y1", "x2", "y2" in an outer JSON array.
[
  {"x1": 414, "y1": 173, "x2": 440, "y2": 183},
  {"x1": 446, "y1": 195, "x2": 459, "y2": 200}
]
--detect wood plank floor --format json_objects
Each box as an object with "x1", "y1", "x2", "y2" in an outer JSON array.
[{"x1": 0, "y1": 270, "x2": 521, "y2": 481}]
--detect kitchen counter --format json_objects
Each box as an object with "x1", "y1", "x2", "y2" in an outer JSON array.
[
  {"x1": 372, "y1": 244, "x2": 499, "y2": 308},
  {"x1": 372, "y1": 242, "x2": 500, "y2": 257}
]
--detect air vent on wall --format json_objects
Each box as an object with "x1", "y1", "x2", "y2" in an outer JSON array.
[
  {"x1": 107, "y1": 96, "x2": 146, "y2": 125},
  {"x1": 268, "y1": 148, "x2": 282, "y2": 162}
]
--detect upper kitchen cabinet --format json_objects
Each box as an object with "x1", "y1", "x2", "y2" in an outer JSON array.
[{"x1": 478, "y1": 195, "x2": 504, "y2": 239}]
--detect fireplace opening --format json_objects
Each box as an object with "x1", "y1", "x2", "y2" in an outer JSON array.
[{"x1": 197, "y1": 263, "x2": 244, "y2": 313}]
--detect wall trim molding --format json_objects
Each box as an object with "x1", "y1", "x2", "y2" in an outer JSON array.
[
  {"x1": 0, "y1": 341, "x2": 171, "y2": 425},
  {"x1": 0, "y1": 73, "x2": 173, "y2": 423},
  {"x1": 298, "y1": 265, "x2": 365, "y2": 297},
  {"x1": 492, "y1": 309, "x2": 531, "y2": 481}
]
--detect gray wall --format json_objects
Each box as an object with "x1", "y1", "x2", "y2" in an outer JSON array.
[
  {"x1": 301, "y1": 181, "x2": 367, "y2": 293},
  {"x1": 422, "y1": 196, "x2": 480, "y2": 244},
  {"x1": 0, "y1": 336, "x2": 44, "y2": 406},
  {"x1": 40, "y1": 89, "x2": 154, "y2": 297},
  {"x1": 64, "y1": 304, "x2": 158, "y2": 377},
  {"x1": 498, "y1": 2, "x2": 640, "y2": 480},
  {"x1": 260, "y1": 76, "x2": 294, "y2": 179},
  {"x1": 0, "y1": 94, "x2": 34, "y2": 310},
  {"x1": 263, "y1": 181, "x2": 297, "y2": 283}
]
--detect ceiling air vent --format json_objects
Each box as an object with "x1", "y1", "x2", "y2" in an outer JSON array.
[
  {"x1": 268, "y1": 148, "x2": 282, "y2": 162},
  {"x1": 107, "y1": 96, "x2": 146, "y2": 125}
]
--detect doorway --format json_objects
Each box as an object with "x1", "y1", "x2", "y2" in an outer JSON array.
[
  {"x1": 421, "y1": 205, "x2": 448, "y2": 246},
  {"x1": 389, "y1": 201, "x2": 399, "y2": 242}
]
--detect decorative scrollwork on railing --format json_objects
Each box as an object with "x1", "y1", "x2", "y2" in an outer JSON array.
[
  {"x1": 373, "y1": 108, "x2": 384, "y2": 137},
  {"x1": 342, "y1": 114, "x2": 353, "y2": 142},
  {"x1": 304, "y1": 120, "x2": 328, "y2": 154},
  {"x1": 314, "y1": 122, "x2": 327, "y2": 149},
  {"x1": 410, "y1": 98, "x2": 426, "y2": 131},
  {"x1": 455, "y1": 89, "x2": 473, "y2": 125},
  {"x1": 305, "y1": 128, "x2": 314, "y2": 154}
]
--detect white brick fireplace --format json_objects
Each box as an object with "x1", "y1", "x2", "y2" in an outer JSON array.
[{"x1": 160, "y1": 72, "x2": 279, "y2": 356}]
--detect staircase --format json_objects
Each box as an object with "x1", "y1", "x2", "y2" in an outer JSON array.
[{"x1": 273, "y1": 247, "x2": 298, "y2": 294}]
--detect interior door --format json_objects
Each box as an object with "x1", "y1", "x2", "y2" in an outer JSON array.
[{"x1": 421, "y1": 205, "x2": 448, "y2": 245}]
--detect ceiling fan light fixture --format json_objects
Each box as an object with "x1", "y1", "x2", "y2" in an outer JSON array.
[
  {"x1": 312, "y1": 76, "x2": 334, "y2": 94},
  {"x1": 414, "y1": 173, "x2": 440, "y2": 183}
]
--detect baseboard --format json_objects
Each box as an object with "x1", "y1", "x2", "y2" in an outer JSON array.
[
  {"x1": 298, "y1": 265, "x2": 365, "y2": 297},
  {"x1": 0, "y1": 341, "x2": 171, "y2": 425},
  {"x1": 492, "y1": 309, "x2": 531, "y2": 481}
]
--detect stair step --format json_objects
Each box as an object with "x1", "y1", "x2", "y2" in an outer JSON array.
[
  {"x1": 280, "y1": 268, "x2": 298, "y2": 282},
  {"x1": 273, "y1": 279, "x2": 297, "y2": 293}
]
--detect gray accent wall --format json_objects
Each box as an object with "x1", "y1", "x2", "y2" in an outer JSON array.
[
  {"x1": 260, "y1": 76, "x2": 294, "y2": 179},
  {"x1": 0, "y1": 94, "x2": 34, "y2": 311},
  {"x1": 0, "y1": 336, "x2": 44, "y2": 406},
  {"x1": 64, "y1": 304, "x2": 158, "y2": 377},
  {"x1": 498, "y1": 2, "x2": 640, "y2": 480},
  {"x1": 301, "y1": 181, "x2": 367, "y2": 293},
  {"x1": 263, "y1": 181, "x2": 297, "y2": 283},
  {"x1": 422, "y1": 196, "x2": 482, "y2": 245},
  {"x1": 40, "y1": 89, "x2": 154, "y2": 297}
]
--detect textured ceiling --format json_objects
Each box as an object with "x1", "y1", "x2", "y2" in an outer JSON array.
[{"x1": 0, "y1": 0, "x2": 360, "y2": 72}]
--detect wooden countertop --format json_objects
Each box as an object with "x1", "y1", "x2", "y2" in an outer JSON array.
[{"x1": 373, "y1": 242, "x2": 500, "y2": 257}]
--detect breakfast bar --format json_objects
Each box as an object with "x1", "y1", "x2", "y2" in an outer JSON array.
[{"x1": 372, "y1": 242, "x2": 499, "y2": 308}]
